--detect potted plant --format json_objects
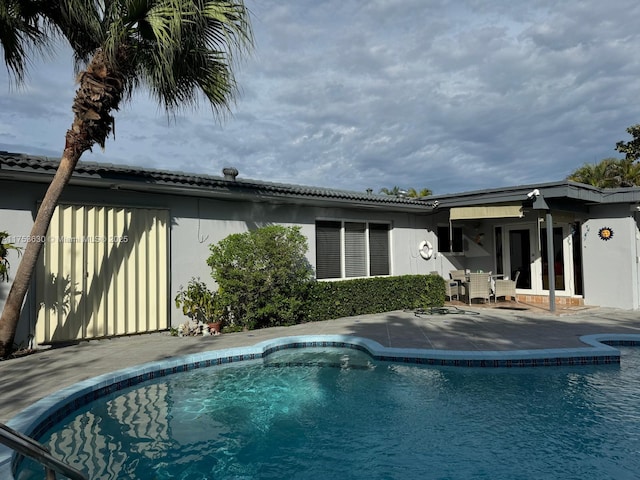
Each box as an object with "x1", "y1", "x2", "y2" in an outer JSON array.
[
  {"x1": 174, "y1": 278, "x2": 222, "y2": 334},
  {"x1": 0, "y1": 231, "x2": 22, "y2": 282}
]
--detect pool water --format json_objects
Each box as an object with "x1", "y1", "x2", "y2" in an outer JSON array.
[{"x1": 16, "y1": 347, "x2": 640, "y2": 480}]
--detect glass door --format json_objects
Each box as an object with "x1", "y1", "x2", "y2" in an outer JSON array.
[
  {"x1": 507, "y1": 228, "x2": 532, "y2": 289},
  {"x1": 540, "y1": 227, "x2": 565, "y2": 290},
  {"x1": 539, "y1": 223, "x2": 574, "y2": 294}
]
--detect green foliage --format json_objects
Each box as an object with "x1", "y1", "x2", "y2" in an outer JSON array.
[
  {"x1": 379, "y1": 186, "x2": 402, "y2": 195},
  {"x1": 567, "y1": 157, "x2": 640, "y2": 188},
  {"x1": 0, "y1": 231, "x2": 22, "y2": 282},
  {"x1": 305, "y1": 274, "x2": 445, "y2": 322},
  {"x1": 407, "y1": 187, "x2": 433, "y2": 197},
  {"x1": 207, "y1": 225, "x2": 314, "y2": 330},
  {"x1": 569, "y1": 125, "x2": 640, "y2": 188},
  {"x1": 616, "y1": 124, "x2": 640, "y2": 162},
  {"x1": 379, "y1": 186, "x2": 432, "y2": 197},
  {"x1": 174, "y1": 277, "x2": 219, "y2": 323},
  {"x1": 0, "y1": 0, "x2": 253, "y2": 115}
]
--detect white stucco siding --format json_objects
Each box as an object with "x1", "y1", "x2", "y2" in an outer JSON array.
[
  {"x1": 0, "y1": 180, "x2": 48, "y2": 346},
  {"x1": 160, "y1": 197, "x2": 434, "y2": 327},
  {"x1": 581, "y1": 205, "x2": 639, "y2": 309},
  {"x1": 0, "y1": 178, "x2": 467, "y2": 340},
  {"x1": 170, "y1": 199, "x2": 434, "y2": 286}
]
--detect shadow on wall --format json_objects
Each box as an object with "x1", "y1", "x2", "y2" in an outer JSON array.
[
  {"x1": 37, "y1": 208, "x2": 167, "y2": 343},
  {"x1": 38, "y1": 272, "x2": 77, "y2": 317}
]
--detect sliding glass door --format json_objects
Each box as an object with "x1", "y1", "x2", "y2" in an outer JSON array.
[{"x1": 507, "y1": 228, "x2": 532, "y2": 289}]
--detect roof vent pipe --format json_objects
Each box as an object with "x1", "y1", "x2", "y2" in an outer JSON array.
[{"x1": 223, "y1": 167, "x2": 239, "y2": 181}]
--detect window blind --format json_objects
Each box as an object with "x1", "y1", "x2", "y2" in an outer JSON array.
[
  {"x1": 315, "y1": 221, "x2": 341, "y2": 279},
  {"x1": 345, "y1": 222, "x2": 366, "y2": 277},
  {"x1": 369, "y1": 223, "x2": 390, "y2": 275}
]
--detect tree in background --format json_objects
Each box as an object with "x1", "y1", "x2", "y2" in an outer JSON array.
[
  {"x1": 406, "y1": 187, "x2": 433, "y2": 197},
  {"x1": 379, "y1": 186, "x2": 402, "y2": 195},
  {"x1": 0, "y1": 0, "x2": 253, "y2": 357},
  {"x1": 379, "y1": 186, "x2": 432, "y2": 197},
  {"x1": 207, "y1": 226, "x2": 315, "y2": 330},
  {"x1": 568, "y1": 158, "x2": 624, "y2": 188},
  {"x1": 568, "y1": 124, "x2": 640, "y2": 188},
  {"x1": 616, "y1": 124, "x2": 640, "y2": 162}
]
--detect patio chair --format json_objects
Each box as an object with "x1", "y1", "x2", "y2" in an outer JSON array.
[
  {"x1": 432, "y1": 271, "x2": 461, "y2": 301},
  {"x1": 464, "y1": 272, "x2": 492, "y2": 305},
  {"x1": 449, "y1": 270, "x2": 467, "y2": 282},
  {"x1": 444, "y1": 279, "x2": 462, "y2": 301},
  {"x1": 494, "y1": 271, "x2": 520, "y2": 303},
  {"x1": 449, "y1": 270, "x2": 467, "y2": 300}
]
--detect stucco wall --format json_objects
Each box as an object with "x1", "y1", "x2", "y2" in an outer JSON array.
[
  {"x1": 1, "y1": 179, "x2": 434, "y2": 343},
  {"x1": 581, "y1": 204, "x2": 639, "y2": 309},
  {"x1": 170, "y1": 197, "x2": 435, "y2": 323},
  {"x1": 422, "y1": 211, "x2": 497, "y2": 278},
  {"x1": 0, "y1": 180, "x2": 47, "y2": 347}
]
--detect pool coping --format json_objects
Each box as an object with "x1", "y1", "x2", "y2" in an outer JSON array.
[{"x1": 2, "y1": 332, "x2": 640, "y2": 478}]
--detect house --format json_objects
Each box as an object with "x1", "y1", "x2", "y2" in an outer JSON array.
[
  {"x1": 427, "y1": 181, "x2": 640, "y2": 311},
  {"x1": 0, "y1": 152, "x2": 433, "y2": 347},
  {"x1": 1, "y1": 151, "x2": 640, "y2": 347}
]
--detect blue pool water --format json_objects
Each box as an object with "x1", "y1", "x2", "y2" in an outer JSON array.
[{"x1": 16, "y1": 347, "x2": 640, "y2": 480}]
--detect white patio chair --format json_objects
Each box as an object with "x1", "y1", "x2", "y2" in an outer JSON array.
[
  {"x1": 464, "y1": 272, "x2": 492, "y2": 304},
  {"x1": 494, "y1": 271, "x2": 521, "y2": 302}
]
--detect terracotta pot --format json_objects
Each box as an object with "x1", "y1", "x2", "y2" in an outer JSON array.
[{"x1": 208, "y1": 321, "x2": 222, "y2": 334}]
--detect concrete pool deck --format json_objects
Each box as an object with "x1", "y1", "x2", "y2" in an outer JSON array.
[{"x1": 1, "y1": 303, "x2": 640, "y2": 424}]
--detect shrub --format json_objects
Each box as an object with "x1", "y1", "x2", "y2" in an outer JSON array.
[
  {"x1": 305, "y1": 274, "x2": 444, "y2": 321},
  {"x1": 0, "y1": 231, "x2": 22, "y2": 282},
  {"x1": 207, "y1": 225, "x2": 314, "y2": 329},
  {"x1": 174, "y1": 277, "x2": 219, "y2": 323}
]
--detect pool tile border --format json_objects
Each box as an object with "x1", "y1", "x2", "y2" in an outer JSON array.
[{"x1": 2, "y1": 333, "x2": 640, "y2": 479}]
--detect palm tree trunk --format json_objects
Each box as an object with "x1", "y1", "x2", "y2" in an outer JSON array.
[
  {"x1": 0, "y1": 143, "x2": 84, "y2": 357},
  {"x1": 0, "y1": 50, "x2": 123, "y2": 357}
]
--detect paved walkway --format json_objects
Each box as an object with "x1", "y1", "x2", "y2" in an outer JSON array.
[{"x1": 1, "y1": 304, "x2": 640, "y2": 423}]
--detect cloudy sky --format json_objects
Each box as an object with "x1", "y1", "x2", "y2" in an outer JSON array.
[{"x1": 1, "y1": 0, "x2": 640, "y2": 195}]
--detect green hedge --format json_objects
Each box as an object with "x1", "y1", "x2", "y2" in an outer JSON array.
[{"x1": 304, "y1": 274, "x2": 445, "y2": 322}]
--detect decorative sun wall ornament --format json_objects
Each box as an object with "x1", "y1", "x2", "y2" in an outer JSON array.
[{"x1": 598, "y1": 227, "x2": 614, "y2": 241}]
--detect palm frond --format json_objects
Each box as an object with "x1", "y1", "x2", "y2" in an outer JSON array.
[
  {"x1": 0, "y1": 0, "x2": 53, "y2": 83},
  {"x1": 118, "y1": 0, "x2": 253, "y2": 116}
]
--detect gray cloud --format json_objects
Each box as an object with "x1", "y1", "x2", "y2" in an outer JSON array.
[{"x1": 1, "y1": 0, "x2": 640, "y2": 195}]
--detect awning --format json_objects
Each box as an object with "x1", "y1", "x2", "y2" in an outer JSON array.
[{"x1": 450, "y1": 205, "x2": 523, "y2": 220}]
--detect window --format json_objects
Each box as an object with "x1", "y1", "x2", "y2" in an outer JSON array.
[
  {"x1": 315, "y1": 220, "x2": 390, "y2": 279},
  {"x1": 437, "y1": 225, "x2": 463, "y2": 253},
  {"x1": 369, "y1": 223, "x2": 390, "y2": 275},
  {"x1": 315, "y1": 221, "x2": 341, "y2": 279},
  {"x1": 345, "y1": 222, "x2": 367, "y2": 277}
]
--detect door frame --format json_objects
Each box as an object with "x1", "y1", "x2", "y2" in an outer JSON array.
[{"x1": 498, "y1": 220, "x2": 574, "y2": 296}]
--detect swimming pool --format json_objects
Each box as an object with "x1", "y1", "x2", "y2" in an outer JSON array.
[{"x1": 13, "y1": 344, "x2": 640, "y2": 479}]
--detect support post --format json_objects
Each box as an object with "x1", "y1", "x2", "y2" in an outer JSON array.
[{"x1": 545, "y1": 211, "x2": 555, "y2": 312}]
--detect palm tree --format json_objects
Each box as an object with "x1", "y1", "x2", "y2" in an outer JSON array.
[
  {"x1": 568, "y1": 158, "x2": 640, "y2": 188},
  {"x1": 567, "y1": 158, "x2": 619, "y2": 188},
  {"x1": 379, "y1": 186, "x2": 433, "y2": 197},
  {"x1": 0, "y1": 0, "x2": 253, "y2": 357},
  {"x1": 379, "y1": 186, "x2": 402, "y2": 196},
  {"x1": 407, "y1": 187, "x2": 432, "y2": 198},
  {"x1": 611, "y1": 158, "x2": 640, "y2": 187}
]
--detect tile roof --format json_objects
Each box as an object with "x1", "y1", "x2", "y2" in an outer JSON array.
[{"x1": 0, "y1": 151, "x2": 433, "y2": 208}]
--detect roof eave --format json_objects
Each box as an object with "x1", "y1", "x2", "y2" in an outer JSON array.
[{"x1": 0, "y1": 162, "x2": 432, "y2": 212}]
